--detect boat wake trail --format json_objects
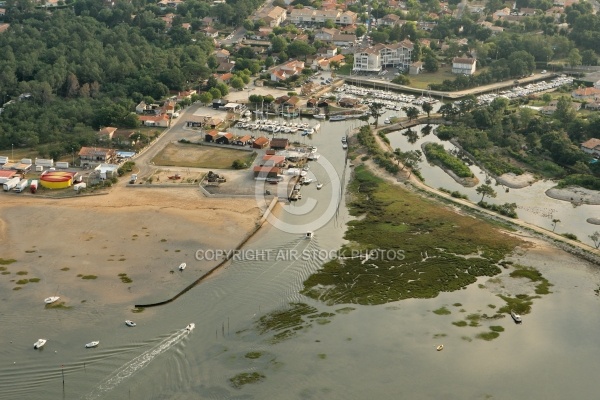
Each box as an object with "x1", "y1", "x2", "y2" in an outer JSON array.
[{"x1": 84, "y1": 328, "x2": 190, "y2": 400}]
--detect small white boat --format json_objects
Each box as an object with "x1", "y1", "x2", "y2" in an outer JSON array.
[
  {"x1": 44, "y1": 296, "x2": 60, "y2": 304},
  {"x1": 125, "y1": 320, "x2": 136, "y2": 327},
  {"x1": 185, "y1": 323, "x2": 195, "y2": 332},
  {"x1": 34, "y1": 339, "x2": 47, "y2": 349},
  {"x1": 303, "y1": 178, "x2": 313, "y2": 184},
  {"x1": 305, "y1": 231, "x2": 314, "y2": 240},
  {"x1": 313, "y1": 113, "x2": 326, "y2": 119},
  {"x1": 316, "y1": 183, "x2": 323, "y2": 190},
  {"x1": 85, "y1": 341, "x2": 99, "y2": 348},
  {"x1": 436, "y1": 345, "x2": 444, "y2": 351},
  {"x1": 178, "y1": 263, "x2": 186, "y2": 271},
  {"x1": 510, "y1": 310, "x2": 522, "y2": 323}
]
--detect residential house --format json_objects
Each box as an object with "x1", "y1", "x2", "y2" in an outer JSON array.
[
  {"x1": 332, "y1": 34, "x2": 356, "y2": 46},
  {"x1": 541, "y1": 100, "x2": 581, "y2": 115},
  {"x1": 452, "y1": 57, "x2": 477, "y2": 75},
  {"x1": 0, "y1": 23, "x2": 7, "y2": 34},
  {"x1": 409, "y1": 61, "x2": 423, "y2": 75},
  {"x1": 78, "y1": 147, "x2": 117, "y2": 167},
  {"x1": 585, "y1": 101, "x2": 600, "y2": 111},
  {"x1": 216, "y1": 72, "x2": 234, "y2": 84},
  {"x1": 215, "y1": 49, "x2": 230, "y2": 60},
  {"x1": 98, "y1": 127, "x2": 118, "y2": 140},
  {"x1": 289, "y1": 9, "x2": 316, "y2": 24},
  {"x1": 181, "y1": 23, "x2": 191, "y2": 31},
  {"x1": 216, "y1": 61, "x2": 235, "y2": 73},
  {"x1": 252, "y1": 137, "x2": 270, "y2": 149},
  {"x1": 158, "y1": 0, "x2": 184, "y2": 8},
  {"x1": 572, "y1": 87, "x2": 600, "y2": 100},
  {"x1": 215, "y1": 132, "x2": 234, "y2": 145},
  {"x1": 270, "y1": 60, "x2": 305, "y2": 82},
  {"x1": 314, "y1": 28, "x2": 339, "y2": 42},
  {"x1": 418, "y1": 21, "x2": 436, "y2": 31},
  {"x1": 380, "y1": 14, "x2": 402, "y2": 26},
  {"x1": 353, "y1": 41, "x2": 414, "y2": 72},
  {"x1": 161, "y1": 13, "x2": 175, "y2": 29},
  {"x1": 0, "y1": 8, "x2": 5, "y2": 17},
  {"x1": 336, "y1": 11, "x2": 357, "y2": 25},
  {"x1": 492, "y1": 7, "x2": 511, "y2": 20},
  {"x1": 313, "y1": 10, "x2": 341, "y2": 23},
  {"x1": 201, "y1": 17, "x2": 214, "y2": 26},
  {"x1": 176, "y1": 90, "x2": 196, "y2": 102},
  {"x1": 138, "y1": 114, "x2": 171, "y2": 127},
  {"x1": 203, "y1": 27, "x2": 219, "y2": 38},
  {"x1": 581, "y1": 138, "x2": 600, "y2": 157},
  {"x1": 259, "y1": 6, "x2": 287, "y2": 27},
  {"x1": 270, "y1": 138, "x2": 289, "y2": 150},
  {"x1": 595, "y1": 80, "x2": 600, "y2": 90},
  {"x1": 520, "y1": 7, "x2": 536, "y2": 15}
]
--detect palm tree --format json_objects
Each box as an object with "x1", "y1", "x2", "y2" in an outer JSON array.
[{"x1": 551, "y1": 218, "x2": 561, "y2": 232}]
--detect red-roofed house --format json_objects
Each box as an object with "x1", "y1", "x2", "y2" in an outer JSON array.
[
  {"x1": 98, "y1": 127, "x2": 118, "y2": 140},
  {"x1": 253, "y1": 166, "x2": 281, "y2": 179},
  {"x1": 581, "y1": 138, "x2": 600, "y2": 157},
  {"x1": 205, "y1": 130, "x2": 219, "y2": 142},
  {"x1": 572, "y1": 87, "x2": 600, "y2": 100},
  {"x1": 252, "y1": 137, "x2": 270, "y2": 149},
  {"x1": 270, "y1": 60, "x2": 305, "y2": 82},
  {"x1": 138, "y1": 114, "x2": 171, "y2": 127},
  {"x1": 215, "y1": 132, "x2": 234, "y2": 145}
]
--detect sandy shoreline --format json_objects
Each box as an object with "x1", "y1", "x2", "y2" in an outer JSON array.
[
  {"x1": 496, "y1": 172, "x2": 537, "y2": 189},
  {"x1": 545, "y1": 185, "x2": 600, "y2": 206},
  {"x1": 0, "y1": 186, "x2": 261, "y2": 307}
]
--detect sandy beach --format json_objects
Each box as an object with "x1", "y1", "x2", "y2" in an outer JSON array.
[{"x1": 0, "y1": 186, "x2": 261, "y2": 306}]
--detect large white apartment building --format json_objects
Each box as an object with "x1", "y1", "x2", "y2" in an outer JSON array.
[
  {"x1": 288, "y1": 9, "x2": 357, "y2": 25},
  {"x1": 353, "y1": 41, "x2": 414, "y2": 72}
]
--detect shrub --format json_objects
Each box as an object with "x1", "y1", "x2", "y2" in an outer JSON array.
[{"x1": 424, "y1": 143, "x2": 473, "y2": 178}]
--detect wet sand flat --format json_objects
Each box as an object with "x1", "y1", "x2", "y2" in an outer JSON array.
[{"x1": 0, "y1": 186, "x2": 261, "y2": 306}]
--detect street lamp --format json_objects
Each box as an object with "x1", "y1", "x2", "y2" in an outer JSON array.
[{"x1": 11, "y1": 144, "x2": 13, "y2": 162}]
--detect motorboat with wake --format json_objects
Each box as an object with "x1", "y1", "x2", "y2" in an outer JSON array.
[
  {"x1": 185, "y1": 323, "x2": 195, "y2": 332},
  {"x1": 33, "y1": 339, "x2": 47, "y2": 349},
  {"x1": 305, "y1": 231, "x2": 314, "y2": 240},
  {"x1": 178, "y1": 263, "x2": 186, "y2": 271},
  {"x1": 125, "y1": 320, "x2": 136, "y2": 327},
  {"x1": 436, "y1": 345, "x2": 444, "y2": 351},
  {"x1": 316, "y1": 183, "x2": 323, "y2": 190},
  {"x1": 44, "y1": 296, "x2": 60, "y2": 304},
  {"x1": 85, "y1": 341, "x2": 100, "y2": 348}
]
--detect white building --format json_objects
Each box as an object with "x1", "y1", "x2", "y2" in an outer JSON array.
[
  {"x1": 353, "y1": 41, "x2": 414, "y2": 73},
  {"x1": 256, "y1": 6, "x2": 287, "y2": 28},
  {"x1": 288, "y1": 9, "x2": 357, "y2": 25},
  {"x1": 451, "y1": 57, "x2": 477, "y2": 75}
]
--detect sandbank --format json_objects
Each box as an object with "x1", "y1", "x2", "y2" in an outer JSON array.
[
  {"x1": 496, "y1": 172, "x2": 537, "y2": 189},
  {"x1": 0, "y1": 186, "x2": 261, "y2": 306},
  {"x1": 545, "y1": 185, "x2": 600, "y2": 205}
]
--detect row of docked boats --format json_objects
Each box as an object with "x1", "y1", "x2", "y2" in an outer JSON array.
[
  {"x1": 235, "y1": 119, "x2": 315, "y2": 134},
  {"x1": 336, "y1": 84, "x2": 439, "y2": 106}
]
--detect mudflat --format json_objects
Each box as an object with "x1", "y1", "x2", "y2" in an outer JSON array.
[{"x1": 0, "y1": 186, "x2": 261, "y2": 306}]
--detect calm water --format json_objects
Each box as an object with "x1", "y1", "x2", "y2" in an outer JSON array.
[{"x1": 2, "y1": 117, "x2": 600, "y2": 399}]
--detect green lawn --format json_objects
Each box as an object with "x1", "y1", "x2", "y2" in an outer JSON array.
[{"x1": 152, "y1": 142, "x2": 257, "y2": 169}]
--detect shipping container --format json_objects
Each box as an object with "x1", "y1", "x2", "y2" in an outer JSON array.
[
  {"x1": 73, "y1": 182, "x2": 86, "y2": 191},
  {"x1": 0, "y1": 156, "x2": 8, "y2": 164},
  {"x1": 35, "y1": 158, "x2": 54, "y2": 167},
  {"x1": 35, "y1": 165, "x2": 43, "y2": 172},
  {"x1": 20, "y1": 158, "x2": 33, "y2": 165},
  {"x1": 55, "y1": 162, "x2": 69, "y2": 169}
]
